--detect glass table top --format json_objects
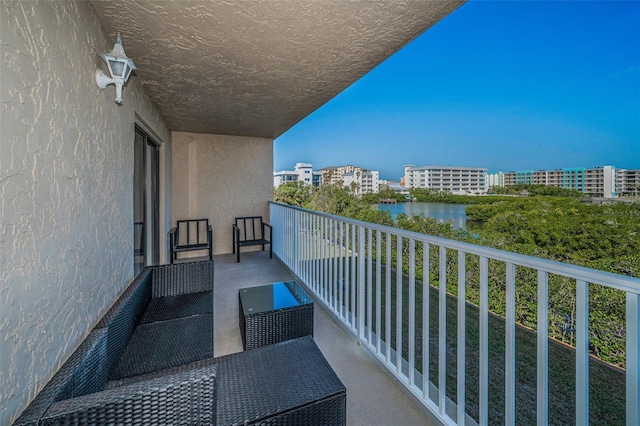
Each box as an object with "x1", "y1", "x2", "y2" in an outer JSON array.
[{"x1": 240, "y1": 281, "x2": 312, "y2": 315}]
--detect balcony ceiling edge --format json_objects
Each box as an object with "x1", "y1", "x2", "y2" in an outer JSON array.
[{"x1": 90, "y1": 0, "x2": 465, "y2": 139}]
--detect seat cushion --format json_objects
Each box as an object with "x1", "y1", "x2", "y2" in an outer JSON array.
[
  {"x1": 238, "y1": 238, "x2": 270, "y2": 246},
  {"x1": 173, "y1": 243, "x2": 209, "y2": 252},
  {"x1": 110, "y1": 315, "x2": 213, "y2": 380}
]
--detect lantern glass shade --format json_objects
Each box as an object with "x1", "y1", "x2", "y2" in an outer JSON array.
[{"x1": 108, "y1": 59, "x2": 125, "y2": 78}]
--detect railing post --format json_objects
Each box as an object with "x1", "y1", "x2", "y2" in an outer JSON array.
[
  {"x1": 479, "y1": 256, "x2": 488, "y2": 426},
  {"x1": 385, "y1": 232, "x2": 392, "y2": 363},
  {"x1": 327, "y1": 219, "x2": 335, "y2": 309},
  {"x1": 397, "y1": 235, "x2": 403, "y2": 376},
  {"x1": 293, "y1": 210, "x2": 299, "y2": 275},
  {"x1": 627, "y1": 293, "x2": 639, "y2": 426},
  {"x1": 576, "y1": 280, "x2": 589, "y2": 426},
  {"x1": 438, "y1": 246, "x2": 447, "y2": 416},
  {"x1": 457, "y1": 251, "x2": 466, "y2": 425},
  {"x1": 376, "y1": 230, "x2": 382, "y2": 355},
  {"x1": 309, "y1": 215, "x2": 319, "y2": 294},
  {"x1": 505, "y1": 263, "x2": 516, "y2": 426},
  {"x1": 339, "y1": 222, "x2": 344, "y2": 320},
  {"x1": 423, "y1": 243, "x2": 430, "y2": 401},
  {"x1": 537, "y1": 271, "x2": 549, "y2": 426},
  {"x1": 269, "y1": 204, "x2": 275, "y2": 256},
  {"x1": 345, "y1": 223, "x2": 350, "y2": 326},
  {"x1": 409, "y1": 239, "x2": 416, "y2": 387},
  {"x1": 320, "y1": 217, "x2": 328, "y2": 302},
  {"x1": 367, "y1": 228, "x2": 373, "y2": 345},
  {"x1": 358, "y1": 225, "x2": 366, "y2": 342},
  {"x1": 304, "y1": 212, "x2": 309, "y2": 284},
  {"x1": 351, "y1": 225, "x2": 357, "y2": 332},
  {"x1": 335, "y1": 220, "x2": 340, "y2": 311}
]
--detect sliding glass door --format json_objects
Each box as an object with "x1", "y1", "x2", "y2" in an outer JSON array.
[{"x1": 133, "y1": 126, "x2": 159, "y2": 274}]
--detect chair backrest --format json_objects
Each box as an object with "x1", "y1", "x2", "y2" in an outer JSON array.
[
  {"x1": 234, "y1": 216, "x2": 264, "y2": 241},
  {"x1": 176, "y1": 219, "x2": 210, "y2": 246}
]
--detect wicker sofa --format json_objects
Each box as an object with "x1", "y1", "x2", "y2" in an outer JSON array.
[{"x1": 14, "y1": 260, "x2": 346, "y2": 425}]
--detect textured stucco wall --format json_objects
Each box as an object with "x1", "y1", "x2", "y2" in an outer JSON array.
[
  {"x1": 172, "y1": 132, "x2": 273, "y2": 255},
  {"x1": 0, "y1": 1, "x2": 170, "y2": 423}
]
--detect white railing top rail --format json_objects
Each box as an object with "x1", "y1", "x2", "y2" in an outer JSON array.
[{"x1": 270, "y1": 202, "x2": 640, "y2": 294}]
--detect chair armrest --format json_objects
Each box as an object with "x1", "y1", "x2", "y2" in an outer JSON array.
[
  {"x1": 169, "y1": 227, "x2": 178, "y2": 248},
  {"x1": 262, "y1": 222, "x2": 272, "y2": 239},
  {"x1": 42, "y1": 365, "x2": 216, "y2": 425},
  {"x1": 232, "y1": 224, "x2": 239, "y2": 243}
]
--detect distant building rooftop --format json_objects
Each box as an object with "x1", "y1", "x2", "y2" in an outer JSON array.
[{"x1": 408, "y1": 165, "x2": 488, "y2": 171}]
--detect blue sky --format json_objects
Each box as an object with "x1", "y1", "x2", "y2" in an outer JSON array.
[{"x1": 274, "y1": 0, "x2": 640, "y2": 181}]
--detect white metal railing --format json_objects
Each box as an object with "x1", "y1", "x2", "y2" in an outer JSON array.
[{"x1": 269, "y1": 202, "x2": 640, "y2": 426}]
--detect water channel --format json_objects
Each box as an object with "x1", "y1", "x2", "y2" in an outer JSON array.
[{"x1": 377, "y1": 202, "x2": 469, "y2": 229}]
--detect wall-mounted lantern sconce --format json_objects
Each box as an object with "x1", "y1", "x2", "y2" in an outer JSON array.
[{"x1": 96, "y1": 33, "x2": 135, "y2": 104}]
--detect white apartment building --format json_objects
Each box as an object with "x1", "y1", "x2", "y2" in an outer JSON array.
[
  {"x1": 342, "y1": 170, "x2": 380, "y2": 196},
  {"x1": 404, "y1": 165, "x2": 488, "y2": 195},
  {"x1": 274, "y1": 162, "x2": 316, "y2": 188},
  {"x1": 622, "y1": 169, "x2": 640, "y2": 195},
  {"x1": 361, "y1": 171, "x2": 380, "y2": 195},
  {"x1": 501, "y1": 165, "x2": 628, "y2": 197},
  {"x1": 318, "y1": 165, "x2": 355, "y2": 186},
  {"x1": 317, "y1": 165, "x2": 380, "y2": 196},
  {"x1": 486, "y1": 171, "x2": 505, "y2": 189}
]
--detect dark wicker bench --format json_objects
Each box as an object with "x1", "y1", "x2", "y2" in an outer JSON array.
[
  {"x1": 100, "y1": 336, "x2": 346, "y2": 425},
  {"x1": 13, "y1": 261, "x2": 214, "y2": 425},
  {"x1": 14, "y1": 260, "x2": 346, "y2": 425},
  {"x1": 233, "y1": 216, "x2": 272, "y2": 262},
  {"x1": 170, "y1": 219, "x2": 213, "y2": 263}
]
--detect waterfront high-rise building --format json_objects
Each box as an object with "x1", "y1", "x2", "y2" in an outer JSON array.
[
  {"x1": 502, "y1": 166, "x2": 624, "y2": 197},
  {"x1": 403, "y1": 165, "x2": 488, "y2": 194}
]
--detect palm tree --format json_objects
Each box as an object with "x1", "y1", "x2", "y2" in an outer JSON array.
[{"x1": 350, "y1": 181, "x2": 358, "y2": 195}]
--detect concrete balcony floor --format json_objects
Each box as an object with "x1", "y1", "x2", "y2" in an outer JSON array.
[{"x1": 213, "y1": 251, "x2": 441, "y2": 426}]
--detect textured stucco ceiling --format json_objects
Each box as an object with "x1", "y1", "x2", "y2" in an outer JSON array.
[{"x1": 90, "y1": 0, "x2": 464, "y2": 138}]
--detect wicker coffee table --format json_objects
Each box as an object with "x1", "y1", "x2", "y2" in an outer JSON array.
[{"x1": 239, "y1": 281, "x2": 313, "y2": 350}]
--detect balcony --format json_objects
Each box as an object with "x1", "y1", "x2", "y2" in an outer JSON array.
[
  {"x1": 268, "y1": 202, "x2": 640, "y2": 425},
  {"x1": 4, "y1": 1, "x2": 638, "y2": 424}
]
